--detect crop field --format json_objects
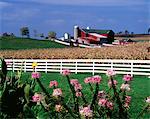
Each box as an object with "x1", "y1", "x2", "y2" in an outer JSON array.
[
  {"x1": 0, "y1": 42, "x2": 150, "y2": 60},
  {"x1": 8, "y1": 71, "x2": 150, "y2": 118},
  {"x1": 115, "y1": 35, "x2": 150, "y2": 42}
]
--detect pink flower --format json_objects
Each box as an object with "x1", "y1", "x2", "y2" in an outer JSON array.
[
  {"x1": 98, "y1": 98, "x2": 107, "y2": 107},
  {"x1": 84, "y1": 77, "x2": 92, "y2": 84},
  {"x1": 124, "y1": 96, "x2": 131, "y2": 108},
  {"x1": 55, "y1": 104, "x2": 63, "y2": 112},
  {"x1": 97, "y1": 91, "x2": 106, "y2": 98},
  {"x1": 120, "y1": 84, "x2": 130, "y2": 91},
  {"x1": 49, "y1": 80, "x2": 58, "y2": 88},
  {"x1": 146, "y1": 97, "x2": 150, "y2": 104},
  {"x1": 79, "y1": 106, "x2": 93, "y2": 117},
  {"x1": 92, "y1": 75, "x2": 102, "y2": 84},
  {"x1": 74, "y1": 83, "x2": 82, "y2": 91},
  {"x1": 70, "y1": 79, "x2": 79, "y2": 86},
  {"x1": 76, "y1": 91, "x2": 82, "y2": 97},
  {"x1": 106, "y1": 69, "x2": 116, "y2": 76},
  {"x1": 52, "y1": 88, "x2": 62, "y2": 97},
  {"x1": 62, "y1": 69, "x2": 71, "y2": 76},
  {"x1": 32, "y1": 93, "x2": 42, "y2": 102},
  {"x1": 123, "y1": 74, "x2": 132, "y2": 82},
  {"x1": 106, "y1": 101, "x2": 113, "y2": 110},
  {"x1": 32, "y1": 72, "x2": 40, "y2": 79},
  {"x1": 108, "y1": 80, "x2": 118, "y2": 87}
]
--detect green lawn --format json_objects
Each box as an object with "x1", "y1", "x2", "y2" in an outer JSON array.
[
  {"x1": 0, "y1": 36, "x2": 66, "y2": 50},
  {"x1": 12, "y1": 71, "x2": 150, "y2": 118}
]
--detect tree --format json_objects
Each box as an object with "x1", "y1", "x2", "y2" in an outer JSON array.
[
  {"x1": 148, "y1": 28, "x2": 150, "y2": 34},
  {"x1": 20, "y1": 27, "x2": 30, "y2": 38},
  {"x1": 48, "y1": 31, "x2": 56, "y2": 39},
  {"x1": 125, "y1": 30, "x2": 129, "y2": 35}
]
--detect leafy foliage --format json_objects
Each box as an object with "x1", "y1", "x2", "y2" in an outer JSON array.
[
  {"x1": 20, "y1": 27, "x2": 30, "y2": 38},
  {"x1": 48, "y1": 31, "x2": 57, "y2": 39}
]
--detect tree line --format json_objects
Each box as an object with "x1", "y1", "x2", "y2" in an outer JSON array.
[{"x1": 20, "y1": 27, "x2": 57, "y2": 39}]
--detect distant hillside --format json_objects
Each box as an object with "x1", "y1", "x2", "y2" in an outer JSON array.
[{"x1": 0, "y1": 37, "x2": 66, "y2": 50}]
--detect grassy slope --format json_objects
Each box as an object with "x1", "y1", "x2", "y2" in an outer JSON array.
[
  {"x1": 14, "y1": 72, "x2": 150, "y2": 118},
  {"x1": 0, "y1": 37, "x2": 66, "y2": 50}
]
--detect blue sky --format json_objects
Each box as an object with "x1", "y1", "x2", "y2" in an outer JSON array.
[{"x1": 0, "y1": 0, "x2": 150, "y2": 37}]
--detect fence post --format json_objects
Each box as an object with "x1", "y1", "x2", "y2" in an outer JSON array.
[
  {"x1": 75, "y1": 61, "x2": 78, "y2": 74},
  {"x1": 45, "y1": 61, "x2": 47, "y2": 73},
  {"x1": 131, "y1": 62, "x2": 133, "y2": 77},
  {"x1": 12, "y1": 59, "x2": 14, "y2": 72},
  {"x1": 111, "y1": 61, "x2": 113, "y2": 69},
  {"x1": 24, "y1": 60, "x2": 26, "y2": 72},
  {"x1": 60, "y1": 60, "x2": 62, "y2": 73},
  {"x1": 92, "y1": 61, "x2": 95, "y2": 75}
]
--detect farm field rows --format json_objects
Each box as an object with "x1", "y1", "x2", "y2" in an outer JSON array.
[{"x1": 0, "y1": 42, "x2": 150, "y2": 60}]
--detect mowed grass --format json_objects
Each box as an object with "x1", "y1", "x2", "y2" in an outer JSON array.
[
  {"x1": 0, "y1": 37, "x2": 66, "y2": 50},
  {"x1": 13, "y1": 71, "x2": 150, "y2": 118}
]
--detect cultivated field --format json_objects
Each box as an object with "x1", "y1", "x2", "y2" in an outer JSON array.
[
  {"x1": 0, "y1": 42, "x2": 150, "y2": 60},
  {"x1": 115, "y1": 35, "x2": 150, "y2": 41}
]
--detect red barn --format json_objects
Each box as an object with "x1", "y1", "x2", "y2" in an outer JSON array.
[{"x1": 74, "y1": 26, "x2": 114, "y2": 45}]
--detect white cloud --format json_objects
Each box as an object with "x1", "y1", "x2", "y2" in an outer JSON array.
[
  {"x1": 0, "y1": 1, "x2": 12, "y2": 8},
  {"x1": 2, "y1": 8, "x2": 40, "y2": 21}
]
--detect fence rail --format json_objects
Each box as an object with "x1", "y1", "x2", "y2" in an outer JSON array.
[{"x1": 3, "y1": 59, "x2": 150, "y2": 76}]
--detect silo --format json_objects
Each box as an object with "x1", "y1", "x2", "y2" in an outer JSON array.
[
  {"x1": 64, "y1": 33, "x2": 70, "y2": 40},
  {"x1": 74, "y1": 26, "x2": 79, "y2": 39},
  {"x1": 86, "y1": 26, "x2": 90, "y2": 30}
]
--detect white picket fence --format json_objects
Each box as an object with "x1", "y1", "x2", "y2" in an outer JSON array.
[{"x1": 4, "y1": 59, "x2": 150, "y2": 76}]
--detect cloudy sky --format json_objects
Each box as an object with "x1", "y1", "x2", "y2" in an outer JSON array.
[{"x1": 0, "y1": 0, "x2": 150, "y2": 37}]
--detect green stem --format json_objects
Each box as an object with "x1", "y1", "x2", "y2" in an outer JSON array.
[
  {"x1": 36, "y1": 78, "x2": 50, "y2": 98},
  {"x1": 66, "y1": 76, "x2": 79, "y2": 117},
  {"x1": 110, "y1": 76, "x2": 126, "y2": 118},
  {"x1": 90, "y1": 83, "x2": 99, "y2": 110}
]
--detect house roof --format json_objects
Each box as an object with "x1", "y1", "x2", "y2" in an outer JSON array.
[{"x1": 82, "y1": 29, "x2": 113, "y2": 34}]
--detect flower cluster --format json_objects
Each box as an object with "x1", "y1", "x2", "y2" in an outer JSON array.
[
  {"x1": 79, "y1": 106, "x2": 93, "y2": 118},
  {"x1": 106, "y1": 69, "x2": 116, "y2": 76},
  {"x1": 84, "y1": 75, "x2": 102, "y2": 84},
  {"x1": 32, "y1": 93, "x2": 42, "y2": 103},
  {"x1": 49, "y1": 80, "x2": 58, "y2": 88},
  {"x1": 32, "y1": 72, "x2": 40, "y2": 79},
  {"x1": 55, "y1": 104, "x2": 63, "y2": 112},
  {"x1": 52, "y1": 88, "x2": 62, "y2": 97},
  {"x1": 123, "y1": 74, "x2": 132, "y2": 82},
  {"x1": 124, "y1": 96, "x2": 131, "y2": 108},
  {"x1": 70, "y1": 79, "x2": 82, "y2": 97},
  {"x1": 120, "y1": 84, "x2": 130, "y2": 91},
  {"x1": 98, "y1": 98, "x2": 114, "y2": 110},
  {"x1": 62, "y1": 69, "x2": 70, "y2": 76}
]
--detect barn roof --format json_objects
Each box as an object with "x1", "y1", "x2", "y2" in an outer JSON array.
[{"x1": 82, "y1": 29, "x2": 113, "y2": 34}]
